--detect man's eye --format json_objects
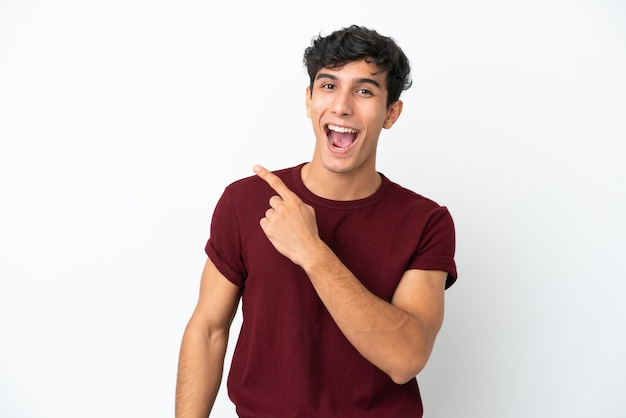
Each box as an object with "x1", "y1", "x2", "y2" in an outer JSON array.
[
  {"x1": 357, "y1": 88, "x2": 373, "y2": 95},
  {"x1": 322, "y1": 83, "x2": 336, "y2": 90}
]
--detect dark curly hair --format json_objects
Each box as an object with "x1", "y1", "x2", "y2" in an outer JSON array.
[{"x1": 303, "y1": 25, "x2": 412, "y2": 108}]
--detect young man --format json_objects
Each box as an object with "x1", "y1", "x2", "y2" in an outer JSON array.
[{"x1": 176, "y1": 25, "x2": 457, "y2": 417}]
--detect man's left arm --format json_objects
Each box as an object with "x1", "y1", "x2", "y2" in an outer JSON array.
[
  {"x1": 301, "y1": 244, "x2": 446, "y2": 385},
  {"x1": 253, "y1": 165, "x2": 447, "y2": 384}
]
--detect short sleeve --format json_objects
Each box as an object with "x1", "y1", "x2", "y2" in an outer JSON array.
[
  {"x1": 407, "y1": 206, "x2": 457, "y2": 289},
  {"x1": 204, "y1": 187, "x2": 247, "y2": 287}
]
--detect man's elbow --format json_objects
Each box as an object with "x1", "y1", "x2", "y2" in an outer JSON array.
[{"x1": 388, "y1": 356, "x2": 428, "y2": 385}]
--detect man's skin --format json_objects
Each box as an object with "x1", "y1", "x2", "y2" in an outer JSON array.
[{"x1": 175, "y1": 59, "x2": 447, "y2": 417}]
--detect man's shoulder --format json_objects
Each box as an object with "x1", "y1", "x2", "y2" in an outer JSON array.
[{"x1": 384, "y1": 177, "x2": 443, "y2": 211}]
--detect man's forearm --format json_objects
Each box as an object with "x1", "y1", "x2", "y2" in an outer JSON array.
[
  {"x1": 175, "y1": 327, "x2": 228, "y2": 417},
  {"x1": 301, "y1": 241, "x2": 441, "y2": 384}
]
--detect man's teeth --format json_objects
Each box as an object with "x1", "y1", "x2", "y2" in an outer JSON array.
[{"x1": 328, "y1": 124, "x2": 357, "y2": 134}]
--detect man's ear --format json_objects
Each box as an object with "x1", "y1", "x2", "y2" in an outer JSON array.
[
  {"x1": 305, "y1": 86, "x2": 312, "y2": 119},
  {"x1": 383, "y1": 100, "x2": 403, "y2": 129}
]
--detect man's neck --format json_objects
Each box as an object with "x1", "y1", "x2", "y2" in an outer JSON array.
[{"x1": 300, "y1": 162, "x2": 382, "y2": 201}]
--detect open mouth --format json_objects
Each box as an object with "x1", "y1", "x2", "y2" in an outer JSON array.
[{"x1": 326, "y1": 124, "x2": 359, "y2": 150}]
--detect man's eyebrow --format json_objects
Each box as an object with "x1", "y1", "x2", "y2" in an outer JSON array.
[
  {"x1": 315, "y1": 73, "x2": 338, "y2": 82},
  {"x1": 315, "y1": 72, "x2": 382, "y2": 89}
]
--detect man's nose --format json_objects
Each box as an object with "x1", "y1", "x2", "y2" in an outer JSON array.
[{"x1": 331, "y1": 91, "x2": 353, "y2": 117}]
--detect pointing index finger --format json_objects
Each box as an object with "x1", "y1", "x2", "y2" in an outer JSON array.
[{"x1": 253, "y1": 164, "x2": 294, "y2": 199}]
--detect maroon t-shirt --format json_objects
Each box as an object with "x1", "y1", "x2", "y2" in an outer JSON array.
[{"x1": 205, "y1": 163, "x2": 457, "y2": 417}]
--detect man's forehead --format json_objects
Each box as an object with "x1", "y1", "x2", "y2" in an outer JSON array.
[{"x1": 315, "y1": 62, "x2": 386, "y2": 83}]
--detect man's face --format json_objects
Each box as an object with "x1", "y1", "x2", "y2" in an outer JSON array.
[{"x1": 306, "y1": 59, "x2": 402, "y2": 177}]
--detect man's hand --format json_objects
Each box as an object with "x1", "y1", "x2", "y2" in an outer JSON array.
[{"x1": 253, "y1": 164, "x2": 321, "y2": 266}]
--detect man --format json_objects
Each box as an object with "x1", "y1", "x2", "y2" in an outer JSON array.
[{"x1": 176, "y1": 25, "x2": 457, "y2": 417}]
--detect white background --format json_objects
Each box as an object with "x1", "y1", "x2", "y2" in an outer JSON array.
[{"x1": 1, "y1": 0, "x2": 625, "y2": 417}]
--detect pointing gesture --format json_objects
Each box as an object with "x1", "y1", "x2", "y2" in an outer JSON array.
[{"x1": 253, "y1": 164, "x2": 321, "y2": 266}]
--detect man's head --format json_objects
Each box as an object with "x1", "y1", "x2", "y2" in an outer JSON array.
[{"x1": 303, "y1": 25, "x2": 412, "y2": 108}]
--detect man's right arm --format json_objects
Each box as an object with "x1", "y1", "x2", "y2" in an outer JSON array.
[{"x1": 175, "y1": 258, "x2": 241, "y2": 418}]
